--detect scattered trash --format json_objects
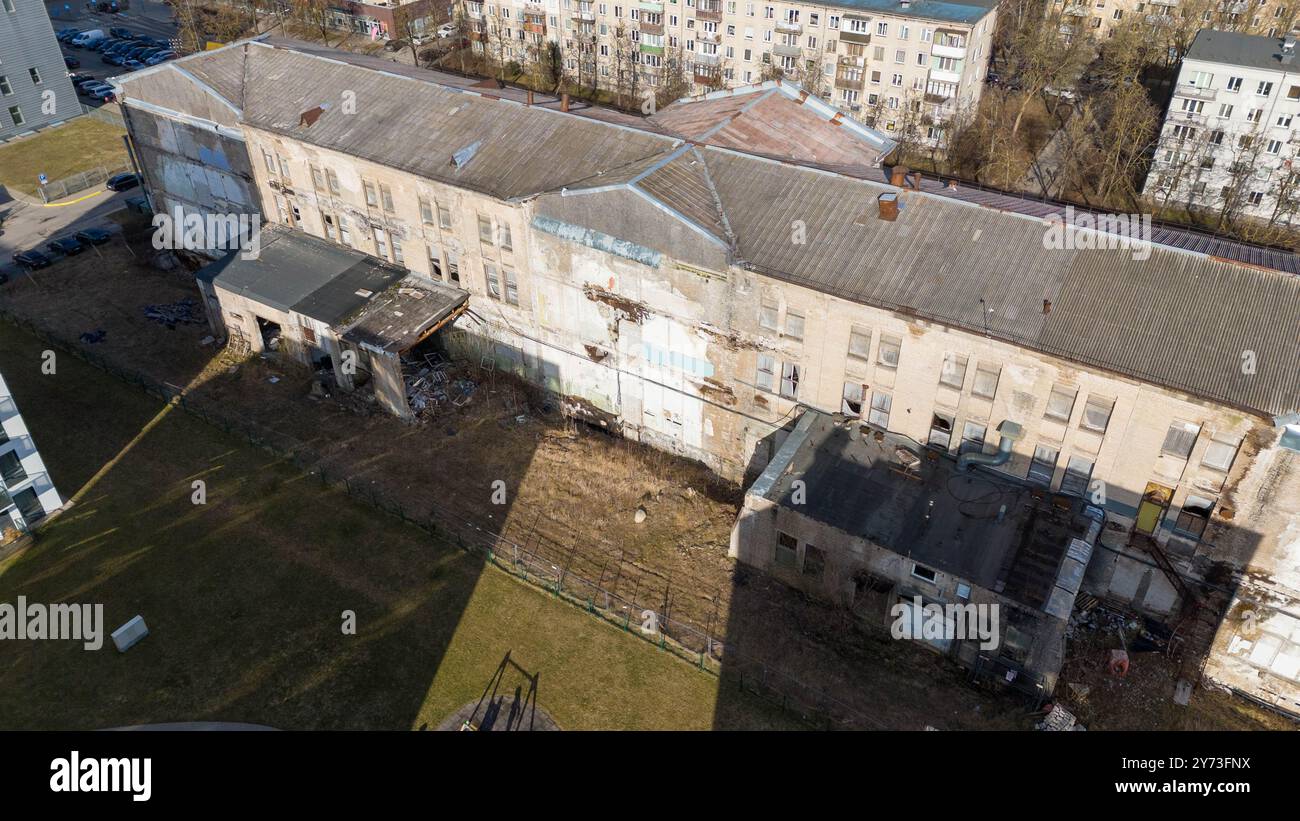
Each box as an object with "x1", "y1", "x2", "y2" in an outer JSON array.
[
  {"x1": 268, "y1": 376, "x2": 280, "y2": 384},
  {"x1": 199, "y1": 335, "x2": 215, "y2": 346},
  {"x1": 1036, "y1": 703, "x2": 1084, "y2": 731},
  {"x1": 79, "y1": 329, "x2": 106, "y2": 344},
  {"x1": 143, "y1": 299, "x2": 201, "y2": 329},
  {"x1": 1174, "y1": 678, "x2": 1193, "y2": 706},
  {"x1": 1109, "y1": 649, "x2": 1130, "y2": 678},
  {"x1": 634, "y1": 506, "x2": 647, "y2": 524}
]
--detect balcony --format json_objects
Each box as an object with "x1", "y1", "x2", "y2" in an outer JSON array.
[
  {"x1": 1178, "y1": 83, "x2": 1217, "y2": 101},
  {"x1": 835, "y1": 71, "x2": 864, "y2": 90},
  {"x1": 638, "y1": 0, "x2": 664, "y2": 9},
  {"x1": 639, "y1": 19, "x2": 665, "y2": 34},
  {"x1": 775, "y1": 20, "x2": 802, "y2": 34},
  {"x1": 640, "y1": 42, "x2": 665, "y2": 55},
  {"x1": 694, "y1": 66, "x2": 722, "y2": 84},
  {"x1": 840, "y1": 28, "x2": 871, "y2": 45},
  {"x1": 694, "y1": 50, "x2": 721, "y2": 65},
  {"x1": 573, "y1": 9, "x2": 595, "y2": 22},
  {"x1": 1064, "y1": 4, "x2": 1088, "y2": 15},
  {"x1": 929, "y1": 67, "x2": 961, "y2": 84},
  {"x1": 772, "y1": 43, "x2": 802, "y2": 58},
  {"x1": 698, "y1": 30, "x2": 722, "y2": 44},
  {"x1": 696, "y1": 0, "x2": 722, "y2": 21},
  {"x1": 837, "y1": 54, "x2": 865, "y2": 68},
  {"x1": 1149, "y1": 0, "x2": 1177, "y2": 5},
  {"x1": 1171, "y1": 108, "x2": 1206, "y2": 125},
  {"x1": 931, "y1": 42, "x2": 966, "y2": 59}
]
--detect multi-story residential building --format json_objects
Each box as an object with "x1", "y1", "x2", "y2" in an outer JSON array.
[
  {"x1": 0, "y1": 372, "x2": 62, "y2": 542},
  {"x1": 1144, "y1": 29, "x2": 1300, "y2": 226},
  {"x1": 461, "y1": 0, "x2": 997, "y2": 144},
  {"x1": 0, "y1": 0, "x2": 80, "y2": 141},
  {"x1": 115, "y1": 40, "x2": 1300, "y2": 710},
  {"x1": 325, "y1": 0, "x2": 446, "y2": 39},
  {"x1": 1051, "y1": 0, "x2": 1297, "y2": 45}
]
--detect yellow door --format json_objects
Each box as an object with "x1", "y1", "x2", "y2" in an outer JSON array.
[{"x1": 1136, "y1": 482, "x2": 1173, "y2": 534}]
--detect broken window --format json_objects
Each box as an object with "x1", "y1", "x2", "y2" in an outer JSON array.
[
  {"x1": 1174, "y1": 495, "x2": 1216, "y2": 539},
  {"x1": 447, "y1": 251, "x2": 460, "y2": 285},
  {"x1": 779, "y1": 362, "x2": 800, "y2": 399},
  {"x1": 478, "y1": 214, "x2": 495, "y2": 245},
  {"x1": 911, "y1": 563, "x2": 936, "y2": 583},
  {"x1": 972, "y1": 362, "x2": 1000, "y2": 399},
  {"x1": 392, "y1": 236, "x2": 405, "y2": 266},
  {"x1": 841, "y1": 381, "x2": 864, "y2": 416},
  {"x1": 321, "y1": 211, "x2": 337, "y2": 242},
  {"x1": 1045, "y1": 383, "x2": 1077, "y2": 422},
  {"x1": 1161, "y1": 421, "x2": 1200, "y2": 460},
  {"x1": 373, "y1": 227, "x2": 390, "y2": 260},
  {"x1": 784, "y1": 309, "x2": 805, "y2": 341},
  {"x1": 1027, "y1": 444, "x2": 1058, "y2": 487},
  {"x1": 504, "y1": 267, "x2": 519, "y2": 305},
  {"x1": 775, "y1": 532, "x2": 797, "y2": 569},
  {"x1": 868, "y1": 390, "x2": 891, "y2": 429},
  {"x1": 428, "y1": 245, "x2": 442, "y2": 279},
  {"x1": 960, "y1": 421, "x2": 986, "y2": 455},
  {"x1": 485, "y1": 263, "x2": 501, "y2": 299},
  {"x1": 1059, "y1": 455, "x2": 1093, "y2": 497},
  {"x1": 928, "y1": 412, "x2": 953, "y2": 450},
  {"x1": 847, "y1": 326, "x2": 871, "y2": 360},
  {"x1": 802, "y1": 545, "x2": 825, "y2": 580},
  {"x1": 939, "y1": 353, "x2": 967, "y2": 389},
  {"x1": 1080, "y1": 394, "x2": 1114, "y2": 433},
  {"x1": 877, "y1": 334, "x2": 901, "y2": 368},
  {"x1": 1201, "y1": 435, "x2": 1240, "y2": 472},
  {"x1": 756, "y1": 354, "x2": 775, "y2": 391},
  {"x1": 759, "y1": 299, "x2": 779, "y2": 331}
]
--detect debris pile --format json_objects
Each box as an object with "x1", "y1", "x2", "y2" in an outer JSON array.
[
  {"x1": 402, "y1": 352, "x2": 477, "y2": 419},
  {"x1": 143, "y1": 299, "x2": 201, "y2": 329},
  {"x1": 1036, "y1": 703, "x2": 1084, "y2": 731}
]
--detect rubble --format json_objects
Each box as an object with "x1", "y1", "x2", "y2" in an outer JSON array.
[
  {"x1": 1036, "y1": 703, "x2": 1085, "y2": 731},
  {"x1": 143, "y1": 299, "x2": 202, "y2": 329},
  {"x1": 401, "y1": 352, "x2": 479, "y2": 420}
]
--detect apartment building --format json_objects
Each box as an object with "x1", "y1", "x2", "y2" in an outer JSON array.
[
  {"x1": 1144, "y1": 29, "x2": 1300, "y2": 225},
  {"x1": 0, "y1": 372, "x2": 63, "y2": 542},
  {"x1": 0, "y1": 0, "x2": 80, "y2": 140},
  {"x1": 462, "y1": 0, "x2": 997, "y2": 143},
  {"x1": 325, "y1": 0, "x2": 444, "y2": 39},
  {"x1": 115, "y1": 40, "x2": 1300, "y2": 709},
  {"x1": 1052, "y1": 0, "x2": 1296, "y2": 44}
]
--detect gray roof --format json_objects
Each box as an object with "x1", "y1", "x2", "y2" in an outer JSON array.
[
  {"x1": 201, "y1": 224, "x2": 407, "y2": 324},
  {"x1": 821, "y1": 0, "x2": 996, "y2": 25},
  {"x1": 1185, "y1": 29, "x2": 1300, "y2": 72},
  {"x1": 753, "y1": 410, "x2": 1093, "y2": 611},
  {"x1": 142, "y1": 39, "x2": 1300, "y2": 420}
]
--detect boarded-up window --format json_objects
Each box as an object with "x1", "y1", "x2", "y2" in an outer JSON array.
[
  {"x1": 1162, "y1": 421, "x2": 1201, "y2": 460},
  {"x1": 939, "y1": 353, "x2": 967, "y2": 389},
  {"x1": 1045, "y1": 384, "x2": 1077, "y2": 421},
  {"x1": 972, "y1": 362, "x2": 1000, "y2": 399},
  {"x1": 775, "y1": 532, "x2": 798, "y2": 568},
  {"x1": 1080, "y1": 395, "x2": 1114, "y2": 433}
]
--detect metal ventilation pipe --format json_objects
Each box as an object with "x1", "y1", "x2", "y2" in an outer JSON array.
[{"x1": 957, "y1": 420, "x2": 1024, "y2": 472}]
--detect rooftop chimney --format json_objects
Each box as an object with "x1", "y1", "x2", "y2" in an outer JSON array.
[
  {"x1": 889, "y1": 165, "x2": 909, "y2": 187},
  {"x1": 878, "y1": 192, "x2": 899, "y2": 221},
  {"x1": 561, "y1": 92, "x2": 570, "y2": 112},
  {"x1": 527, "y1": 89, "x2": 534, "y2": 106}
]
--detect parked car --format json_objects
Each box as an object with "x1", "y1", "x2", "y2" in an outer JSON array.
[
  {"x1": 109, "y1": 27, "x2": 134, "y2": 39},
  {"x1": 87, "y1": 38, "x2": 115, "y2": 52},
  {"x1": 121, "y1": 59, "x2": 144, "y2": 72},
  {"x1": 77, "y1": 81, "x2": 111, "y2": 96},
  {"x1": 12, "y1": 250, "x2": 52, "y2": 270},
  {"x1": 89, "y1": 85, "x2": 117, "y2": 101},
  {"x1": 436, "y1": 23, "x2": 457, "y2": 38},
  {"x1": 75, "y1": 228, "x2": 113, "y2": 245},
  {"x1": 102, "y1": 52, "x2": 127, "y2": 66},
  {"x1": 384, "y1": 38, "x2": 406, "y2": 52},
  {"x1": 145, "y1": 51, "x2": 177, "y2": 66},
  {"x1": 70, "y1": 30, "x2": 106, "y2": 48},
  {"x1": 46, "y1": 237, "x2": 84, "y2": 256},
  {"x1": 64, "y1": 56, "x2": 80, "y2": 69},
  {"x1": 106, "y1": 173, "x2": 140, "y2": 192},
  {"x1": 57, "y1": 29, "x2": 81, "y2": 43},
  {"x1": 68, "y1": 73, "x2": 95, "y2": 86}
]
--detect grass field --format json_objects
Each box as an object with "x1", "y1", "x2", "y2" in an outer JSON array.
[
  {"x1": 0, "y1": 322, "x2": 797, "y2": 730},
  {"x1": 0, "y1": 116, "x2": 130, "y2": 196}
]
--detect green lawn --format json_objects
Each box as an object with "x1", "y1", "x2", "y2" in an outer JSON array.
[
  {"x1": 0, "y1": 323, "x2": 796, "y2": 730},
  {"x1": 0, "y1": 116, "x2": 130, "y2": 196}
]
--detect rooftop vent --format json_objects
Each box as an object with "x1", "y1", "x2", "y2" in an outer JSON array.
[
  {"x1": 878, "y1": 192, "x2": 899, "y2": 221},
  {"x1": 451, "y1": 140, "x2": 482, "y2": 169},
  {"x1": 299, "y1": 104, "x2": 331, "y2": 127}
]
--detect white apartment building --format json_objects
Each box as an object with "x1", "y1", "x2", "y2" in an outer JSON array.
[
  {"x1": 1052, "y1": 0, "x2": 1296, "y2": 45},
  {"x1": 1145, "y1": 29, "x2": 1300, "y2": 225},
  {"x1": 462, "y1": 0, "x2": 997, "y2": 143},
  {"x1": 0, "y1": 372, "x2": 63, "y2": 542}
]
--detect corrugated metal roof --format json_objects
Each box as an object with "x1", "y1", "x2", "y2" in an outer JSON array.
[
  {"x1": 705, "y1": 148, "x2": 1300, "y2": 418},
  {"x1": 1185, "y1": 29, "x2": 1297, "y2": 72}
]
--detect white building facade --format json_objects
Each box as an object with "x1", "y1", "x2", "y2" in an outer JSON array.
[{"x1": 0, "y1": 371, "x2": 63, "y2": 542}]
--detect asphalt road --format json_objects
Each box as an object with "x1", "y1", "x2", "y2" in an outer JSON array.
[{"x1": 0, "y1": 189, "x2": 130, "y2": 275}]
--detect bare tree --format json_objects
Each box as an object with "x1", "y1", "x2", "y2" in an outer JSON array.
[
  {"x1": 290, "y1": 0, "x2": 334, "y2": 46},
  {"x1": 1004, "y1": 9, "x2": 1090, "y2": 139}
]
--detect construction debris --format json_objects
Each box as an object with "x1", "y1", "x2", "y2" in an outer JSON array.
[
  {"x1": 143, "y1": 299, "x2": 201, "y2": 329},
  {"x1": 1036, "y1": 703, "x2": 1084, "y2": 731},
  {"x1": 401, "y1": 351, "x2": 481, "y2": 420}
]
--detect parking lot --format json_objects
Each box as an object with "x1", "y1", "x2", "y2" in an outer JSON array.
[{"x1": 54, "y1": 0, "x2": 181, "y2": 106}]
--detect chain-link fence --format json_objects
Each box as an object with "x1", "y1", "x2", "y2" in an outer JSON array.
[
  {"x1": 0, "y1": 309, "x2": 890, "y2": 730},
  {"x1": 37, "y1": 163, "x2": 133, "y2": 203}
]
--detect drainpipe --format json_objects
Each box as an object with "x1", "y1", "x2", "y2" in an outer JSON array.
[{"x1": 957, "y1": 420, "x2": 1024, "y2": 472}]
